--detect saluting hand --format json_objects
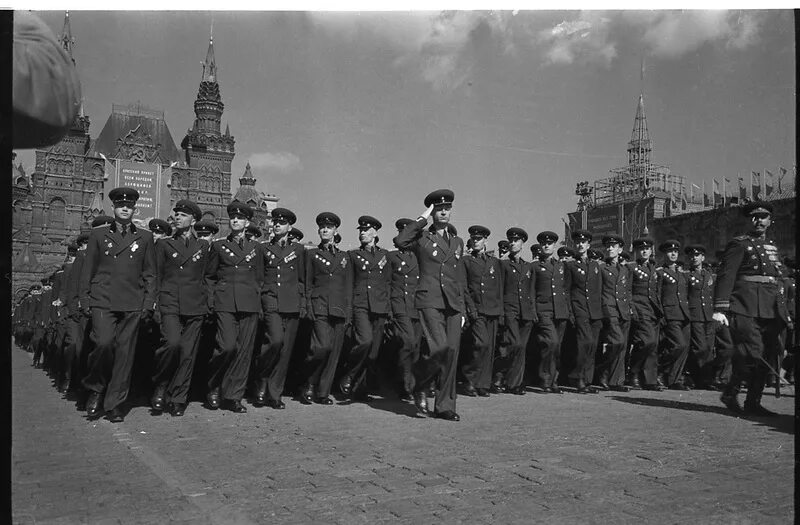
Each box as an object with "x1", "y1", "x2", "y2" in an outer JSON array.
[
  {"x1": 421, "y1": 204, "x2": 435, "y2": 221},
  {"x1": 712, "y1": 312, "x2": 729, "y2": 326}
]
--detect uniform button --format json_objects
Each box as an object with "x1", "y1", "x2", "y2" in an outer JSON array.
[
  {"x1": 367, "y1": 285, "x2": 371, "y2": 289},
  {"x1": 235, "y1": 265, "x2": 238, "y2": 268},
  {"x1": 180, "y1": 266, "x2": 183, "y2": 269}
]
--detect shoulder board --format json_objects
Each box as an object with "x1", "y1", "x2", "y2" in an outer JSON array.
[{"x1": 733, "y1": 235, "x2": 749, "y2": 241}]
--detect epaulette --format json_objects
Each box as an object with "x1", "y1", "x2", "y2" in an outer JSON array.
[
  {"x1": 213, "y1": 238, "x2": 225, "y2": 243},
  {"x1": 733, "y1": 235, "x2": 749, "y2": 241}
]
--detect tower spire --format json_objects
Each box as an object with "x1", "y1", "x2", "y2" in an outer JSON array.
[
  {"x1": 202, "y1": 26, "x2": 217, "y2": 83},
  {"x1": 59, "y1": 11, "x2": 75, "y2": 63},
  {"x1": 240, "y1": 162, "x2": 256, "y2": 186}
]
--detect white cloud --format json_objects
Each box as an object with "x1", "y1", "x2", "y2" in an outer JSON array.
[
  {"x1": 538, "y1": 14, "x2": 616, "y2": 66},
  {"x1": 248, "y1": 151, "x2": 302, "y2": 174}
]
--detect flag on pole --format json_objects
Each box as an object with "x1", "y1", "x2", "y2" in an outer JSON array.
[
  {"x1": 713, "y1": 179, "x2": 721, "y2": 206},
  {"x1": 738, "y1": 175, "x2": 747, "y2": 202},
  {"x1": 765, "y1": 170, "x2": 775, "y2": 196},
  {"x1": 702, "y1": 180, "x2": 708, "y2": 207},
  {"x1": 778, "y1": 166, "x2": 787, "y2": 193},
  {"x1": 691, "y1": 183, "x2": 701, "y2": 203},
  {"x1": 724, "y1": 178, "x2": 731, "y2": 206},
  {"x1": 98, "y1": 153, "x2": 114, "y2": 181},
  {"x1": 751, "y1": 171, "x2": 761, "y2": 200}
]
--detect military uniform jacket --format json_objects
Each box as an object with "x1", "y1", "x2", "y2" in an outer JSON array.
[
  {"x1": 21, "y1": 294, "x2": 37, "y2": 324},
  {"x1": 686, "y1": 267, "x2": 715, "y2": 322},
  {"x1": 80, "y1": 223, "x2": 157, "y2": 312},
  {"x1": 601, "y1": 262, "x2": 632, "y2": 320},
  {"x1": 658, "y1": 265, "x2": 689, "y2": 321},
  {"x1": 630, "y1": 259, "x2": 663, "y2": 320},
  {"x1": 156, "y1": 234, "x2": 211, "y2": 316},
  {"x1": 66, "y1": 250, "x2": 85, "y2": 316},
  {"x1": 205, "y1": 235, "x2": 263, "y2": 313},
  {"x1": 35, "y1": 286, "x2": 52, "y2": 326},
  {"x1": 387, "y1": 249, "x2": 420, "y2": 319},
  {"x1": 500, "y1": 256, "x2": 535, "y2": 321},
  {"x1": 566, "y1": 258, "x2": 603, "y2": 320},
  {"x1": 393, "y1": 218, "x2": 467, "y2": 313},
  {"x1": 306, "y1": 245, "x2": 353, "y2": 319},
  {"x1": 785, "y1": 276, "x2": 796, "y2": 321},
  {"x1": 48, "y1": 269, "x2": 65, "y2": 323},
  {"x1": 261, "y1": 240, "x2": 306, "y2": 314},
  {"x1": 463, "y1": 252, "x2": 503, "y2": 318},
  {"x1": 713, "y1": 234, "x2": 789, "y2": 321},
  {"x1": 531, "y1": 258, "x2": 571, "y2": 319},
  {"x1": 349, "y1": 246, "x2": 391, "y2": 315}
]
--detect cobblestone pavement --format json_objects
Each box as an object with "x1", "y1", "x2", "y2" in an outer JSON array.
[{"x1": 12, "y1": 345, "x2": 795, "y2": 525}]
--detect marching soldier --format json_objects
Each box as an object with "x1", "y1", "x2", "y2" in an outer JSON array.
[
  {"x1": 301, "y1": 212, "x2": 352, "y2": 405},
  {"x1": 245, "y1": 224, "x2": 262, "y2": 242},
  {"x1": 596, "y1": 233, "x2": 632, "y2": 391},
  {"x1": 657, "y1": 240, "x2": 691, "y2": 390},
  {"x1": 565, "y1": 229, "x2": 602, "y2": 393},
  {"x1": 67, "y1": 233, "x2": 91, "y2": 406},
  {"x1": 80, "y1": 187, "x2": 157, "y2": 422},
  {"x1": 189, "y1": 219, "x2": 219, "y2": 399},
  {"x1": 461, "y1": 225, "x2": 503, "y2": 397},
  {"x1": 204, "y1": 201, "x2": 264, "y2": 413},
  {"x1": 288, "y1": 228, "x2": 304, "y2": 243},
  {"x1": 148, "y1": 218, "x2": 172, "y2": 241},
  {"x1": 531, "y1": 231, "x2": 571, "y2": 393},
  {"x1": 716, "y1": 201, "x2": 790, "y2": 415},
  {"x1": 253, "y1": 208, "x2": 306, "y2": 409},
  {"x1": 557, "y1": 246, "x2": 576, "y2": 263},
  {"x1": 684, "y1": 244, "x2": 717, "y2": 389},
  {"x1": 340, "y1": 215, "x2": 392, "y2": 401},
  {"x1": 497, "y1": 240, "x2": 510, "y2": 260},
  {"x1": 52, "y1": 243, "x2": 78, "y2": 392},
  {"x1": 627, "y1": 238, "x2": 664, "y2": 390},
  {"x1": 149, "y1": 200, "x2": 210, "y2": 417},
  {"x1": 394, "y1": 189, "x2": 467, "y2": 421},
  {"x1": 194, "y1": 220, "x2": 219, "y2": 242},
  {"x1": 495, "y1": 227, "x2": 535, "y2": 395}
]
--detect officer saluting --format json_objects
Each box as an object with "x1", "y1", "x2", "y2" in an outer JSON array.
[
  {"x1": 79, "y1": 187, "x2": 157, "y2": 422},
  {"x1": 394, "y1": 189, "x2": 467, "y2": 421},
  {"x1": 715, "y1": 201, "x2": 790, "y2": 415}
]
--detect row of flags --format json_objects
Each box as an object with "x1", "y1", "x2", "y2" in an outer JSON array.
[{"x1": 672, "y1": 166, "x2": 795, "y2": 209}]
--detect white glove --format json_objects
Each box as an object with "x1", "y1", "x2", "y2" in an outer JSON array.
[{"x1": 712, "y1": 312, "x2": 729, "y2": 326}]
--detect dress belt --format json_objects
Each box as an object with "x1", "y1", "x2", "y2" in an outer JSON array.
[{"x1": 738, "y1": 275, "x2": 778, "y2": 283}]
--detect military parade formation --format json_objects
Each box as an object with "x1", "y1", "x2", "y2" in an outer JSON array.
[{"x1": 11, "y1": 187, "x2": 796, "y2": 423}]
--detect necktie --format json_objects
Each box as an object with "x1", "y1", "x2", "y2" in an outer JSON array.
[
  {"x1": 121, "y1": 224, "x2": 127, "y2": 238},
  {"x1": 237, "y1": 237, "x2": 243, "y2": 249}
]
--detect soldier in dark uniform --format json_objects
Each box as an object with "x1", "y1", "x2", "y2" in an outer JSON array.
[
  {"x1": 245, "y1": 224, "x2": 262, "y2": 242},
  {"x1": 288, "y1": 228, "x2": 304, "y2": 243},
  {"x1": 565, "y1": 229, "x2": 602, "y2": 393},
  {"x1": 149, "y1": 200, "x2": 210, "y2": 417},
  {"x1": 684, "y1": 244, "x2": 717, "y2": 389},
  {"x1": 587, "y1": 248, "x2": 604, "y2": 262},
  {"x1": 394, "y1": 189, "x2": 467, "y2": 421},
  {"x1": 387, "y1": 218, "x2": 422, "y2": 400},
  {"x1": 148, "y1": 218, "x2": 172, "y2": 241},
  {"x1": 194, "y1": 220, "x2": 219, "y2": 242},
  {"x1": 531, "y1": 231, "x2": 571, "y2": 393},
  {"x1": 52, "y1": 243, "x2": 78, "y2": 392},
  {"x1": 716, "y1": 202, "x2": 790, "y2": 415},
  {"x1": 656, "y1": 240, "x2": 691, "y2": 390},
  {"x1": 79, "y1": 187, "x2": 157, "y2": 422},
  {"x1": 557, "y1": 246, "x2": 576, "y2": 263},
  {"x1": 781, "y1": 258, "x2": 796, "y2": 384},
  {"x1": 460, "y1": 225, "x2": 503, "y2": 397},
  {"x1": 497, "y1": 239, "x2": 510, "y2": 260},
  {"x1": 204, "y1": 201, "x2": 264, "y2": 413},
  {"x1": 301, "y1": 212, "x2": 352, "y2": 405},
  {"x1": 189, "y1": 219, "x2": 219, "y2": 401},
  {"x1": 253, "y1": 208, "x2": 306, "y2": 409},
  {"x1": 340, "y1": 216, "x2": 392, "y2": 401},
  {"x1": 596, "y1": 234, "x2": 632, "y2": 391},
  {"x1": 67, "y1": 233, "x2": 91, "y2": 406},
  {"x1": 495, "y1": 227, "x2": 535, "y2": 395},
  {"x1": 627, "y1": 238, "x2": 664, "y2": 390},
  {"x1": 31, "y1": 276, "x2": 51, "y2": 368}
]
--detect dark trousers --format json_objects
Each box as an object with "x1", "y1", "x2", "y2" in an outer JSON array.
[
  {"x1": 461, "y1": 316, "x2": 499, "y2": 390},
  {"x1": 659, "y1": 319, "x2": 691, "y2": 386},
  {"x1": 307, "y1": 316, "x2": 347, "y2": 398},
  {"x1": 712, "y1": 324, "x2": 734, "y2": 384},
  {"x1": 151, "y1": 314, "x2": 204, "y2": 405},
  {"x1": 254, "y1": 312, "x2": 300, "y2": 401},
  {"x1": 727, "y1": 315, "x2": 784, "y2": 403},
  {"x1": 569, "y1": 317, "x2": 603, "y2": 385},
  {"x1": 343, "y1": 308, "x2": 387, "y2": 395},
  {"x1": 59, "y1": 317, "x2": 82, "y2": 386},
  {"x1": 394, "y1": 314, "x2": 423, "y2": 394},
  {"x1": 82, "y1": 309, "x2": 143, "y2": 412},
  {"x1": 535, "y1": 314, "x2": 567, "y2": 388},
  {"x1": 31, "y1": 326, "x2": 45, "y2": 364},
  {"x1": 629, "y1": 317, "x2": 660, "y2": 385},
  {"x1": 687, "y1": 320, "x2": 716, "y2": 385},
  {"x1": 598, "y1": 316, "x2": 630, "y2": 386},
  {"x1": 209, "y1": 311, "x2": 258, "y2": 401},
  {"x1": 497, "y1": 316, "x2": 533, "y2": 389},
  {"x1": 416, "y1": 307, "x2": 462, "y2": 413}
]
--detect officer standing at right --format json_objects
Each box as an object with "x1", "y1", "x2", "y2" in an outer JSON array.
[{"x1": 715, "y1": 201, "x2": 790, "y2": 415}]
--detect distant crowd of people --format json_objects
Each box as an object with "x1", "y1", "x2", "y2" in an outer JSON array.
[{"x1": 12, "y1": 187, "x2": 795, "y2": 423}]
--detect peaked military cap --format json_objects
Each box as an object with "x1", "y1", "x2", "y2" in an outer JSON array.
[
  {"x1": 587, "y1": 248, "x2": 604, "y2": 261},
  {"x1": 67, "y1": 242, "x2": 78, "y2": 254},
  {"x1": 424, "y1": 189, "x2": 455, "y2": 207},
  {"x1": 108, "y1": 187, "x2": 139, "y2": 204},
  {"x1": 632, "y1": 238, "x2": 654, "y2": 249},
  {"x1": 537, "y1": 231, "x2": 559, "y2": 244},
  {"x1": 684, "y1": 244, "x2": 706, "y2": 255},
  {"x1": 506, "y1": 227, "x2": 528, "y2": 242},
  {"x1": 395, "y1": 218, "x2": 414, "y2": 231},
  {"x1": 742, "y1": 200, "x2": 773, "y2": 216},
  {"x1": 602, "y1": 233, "x2": 624, "y2": 246},
  {"x1": 173, "y1": 199, "x2": 202, "y2": 220},
  {"x1": 288, "y1": 228, "x2": 304, "y2": 241},
  {"x1": 497, "y1": 239, "x2": 510, "y2": 249},
  {"x1": 620, "y1": 251, "x2": 632, "y2": 262},
  {"x1": 246, "y1": 224, "x2": 262, "y2": 238},
  {"x1": 316, "y1": 212, "x2": 341, "y2": 228},
  {"x1": 227, "y1": 200, "x2": 253, "y2": 220},
  {"x1": 659, "y1": 239, "x2": 681, "y2": 252},
  {"x1": 194, "y1": 220, "x2": 219, "y2": 235},
  {"x1": 30, "y1": 284, "x2": 42, "y2": 291},
  {"x1": 148, "y1": 218, "x2": 172, "y2": 236},
  {"x1": 76, "y1": 233, "x2": 90, "y2": 244},
  {"x1": 271, "y1": 207, "x2": 297, "y2": 224},
  {"x1": 557, "y1": 246, "x2": 576, "y2": 259},
  {"x1": 357, "y1": 215, "x2": 382, "y2": 230},
  {"x1": 571, "y1": 229, "x2": 592, "y2": 242},
  {"x1": 530, "y1": 243, "x2": 543, "y2": 256},
  {"x1": 468, "y1": 225, "x2": 490, "y2": 237},
  {"x1": 91, "y1": 215, "x2": 114, "y2": 228}
]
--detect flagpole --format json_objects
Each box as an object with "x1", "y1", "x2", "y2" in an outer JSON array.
[
  {"x1": 749, "y1": 171, "x2": 753, "y2": 200},
  {"x1": 722, "y1": 177, "x2": 726, "y2": 207}
]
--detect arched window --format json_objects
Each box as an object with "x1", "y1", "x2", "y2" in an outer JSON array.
[{"x1": 48, "y1": 198, "x2": 66, "y2": 230}]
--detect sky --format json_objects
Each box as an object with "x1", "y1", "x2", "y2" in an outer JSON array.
[{"x1": 18, "y1": 10, "x2": 796, "y2": 249}]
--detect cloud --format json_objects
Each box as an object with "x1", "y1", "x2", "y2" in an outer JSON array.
[
  {"x1": 538, "y1": 13, "x2": 616, "y2": 66},
  {"x1": 640, "y1": 11, "x2": 763, "y2": 58},
  {"x1": 248, "y1": 151, "x2": 302, "y2": 174}
]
